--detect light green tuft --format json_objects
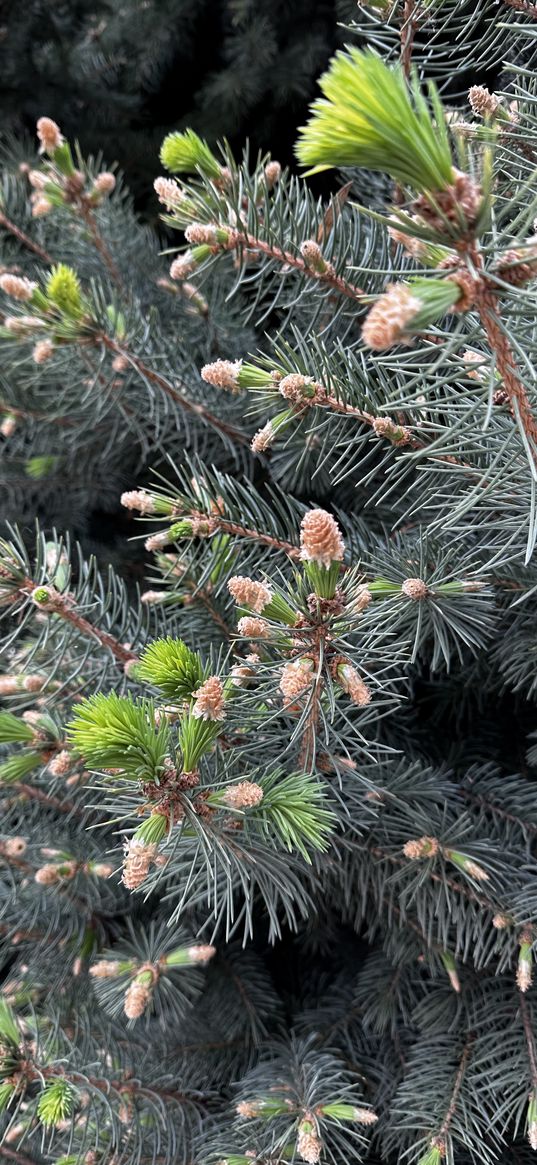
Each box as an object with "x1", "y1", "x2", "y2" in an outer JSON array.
[{"x1": 296, "y1": 49, "x2": 454, "y2": 194}]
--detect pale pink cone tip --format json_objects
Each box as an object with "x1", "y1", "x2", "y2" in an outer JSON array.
[
  {"x1": 0, "y1": 274, "x2": 38, "y2": 301},
  {"x1": 237, "y1": 616, "x2": 269, "y2": 639},
  {"x1": 201, "y1": 359, "x2": 242, "y2": 392},
  {"x1": 402, "y1": 577, "x2": 429, "y2": 600},
  {"x1": 223, "y1": 781, "x2": 264, "y2": 809},
  {"x1": 228, "y1": 576, "x2": 273, "y2": 613},
  {"x1": 403, "y1": 836, "x2": 439, "y2": 859},
  {"x1": 362, "y1": 284, "x2": 420, "y2": 351},
  {"x1": 300, "y1": 508, "x2": 345, "y2": 568},
  {"x1": 124, "y1": 980, "x2": 151, "y2": 1019},
  {"x1": 36, "y1": 117, "x2": 63, "y2": 151},
  {"x1": 192, "y1": 675, "x2": 225, "y2": 721}
]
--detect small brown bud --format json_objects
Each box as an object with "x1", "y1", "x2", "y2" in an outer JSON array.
[
  {"x1": 48, "y1": 750, "x2": 72, "y2": 776},
  {"x1": 35, "y1": 863, "x2": 60, "y2": 885},
  {"x1": 468, "y1": 85, "x2": 500, "y2": 118},
  {"x1": 300, "y1": 239, "x2": 334, "y2": 275},
  {"x1": 2, "y1": 837, "x2": 27, "y2": 857},
  {"x1": 93, "y1": 172, "x2": 116, "y2": 195},
  {"x1": 264, "y1": 160, "x2": 282, "y2": 189},
  {"x1": 30, "y1": 195, "x2": 52, "y2": 218},
  {"x1": 492, "y1": 913, "x2": 511, "y2": 929},
  {"x1": 32, "y1": 339, "x2": 54, "y2": 364},
  {"x1": 402, "y1": 577, "x2": 429, "y2": 600},
  {"x1": 348, "y1": 584, "x2": 372, "y2": 613}
]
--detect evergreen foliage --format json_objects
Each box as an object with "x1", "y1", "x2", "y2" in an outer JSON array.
[{"x1": 2, "y1": 5, "x2": 537, "y2": 1165}]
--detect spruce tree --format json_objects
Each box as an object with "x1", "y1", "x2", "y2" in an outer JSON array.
[{"x1": 2, "y1": 4, "x2": 537, "y2": 1165}]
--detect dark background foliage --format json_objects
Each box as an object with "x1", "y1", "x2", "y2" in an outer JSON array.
[{"x1": 0, "y1": 0, "x2": 355, "y2": 205}]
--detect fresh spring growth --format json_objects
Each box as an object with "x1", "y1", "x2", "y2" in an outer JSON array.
[
  {"x1": 137, "y1": 637, "x2": 205, "y2": 702},
  {"x1": 296, "y1": 49, "x2": 454, "y2": 194},
  {"x1": 37, "y1": 1078, "x2": 76, "y2": 1127},
  {"x1": 362, "y1": 278, "x2": 466, "y2": 351},
  {"x1": 441, "y1": 951, "x2": 461, "y2": 993},
  {"x1": 297, "y1": 1117, "x2": 322, "y2": 1164},
  {"x1": 318, "y1": 1103, "x2": 378, "y2": 1123},
  {"x1": 517, "y1": 935, "x2": 533, "y2": 993},
  {"x1": 228, "y1": 575, "x2": 297, "y2": 625},
  {"x1": 236, "y1": 1097, "x2": 292, "y2": 1118},
  {"x1": 67, "y1": 693, "x2": 171, "y2": 782},
  {"x1": 159, "y1": 129, "x2": 222, "y2": 181},
  {"x1": 46, "y1": 265, "x2": 84, "y2": 319},
  {"x1": 418, "y1": 1147, "x2": 444, "y2": 1165},
  {"x1": 527, "y1": 1093, "x2": 537, "y2": 1151},
  {"x1": 300, "y1": 508, "x2": 345, "y2": 598}
]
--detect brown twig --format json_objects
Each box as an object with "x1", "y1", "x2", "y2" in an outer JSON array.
[
  {"x1": 437, "y1": 1036, "x2": 474, "y2": 1140},
  {"x1": 8, "y1": 576, "x2": 139, "y2": 666},
  {"x1": 99, "y1": 335, "x2": 249, "y2": 448},
  {"x1": 229, "y1": 231, "x2": 365, "y2": 301},
  {"x1": 476, "y1": 285, "x2": 537, "y2": 459},
  {"x1": 400, "y1": 0, "x2": 418, "y2": 76},
  {"x1": 0, "y1": 211, "x2": 53, "y2": 265},
  {"x1": 78, "y1": 202, "x2": 124, "y2": 290}
]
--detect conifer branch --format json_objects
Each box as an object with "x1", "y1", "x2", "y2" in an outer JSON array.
[
  {"x1": 77, "y1": 202, "x2": 124, "y2": 290},
  {"x1": 98, "y1": 335, "x2": 250, "y2": 447},
  {"x1": 0, "y1": 210, "x2": 53, "y2": 264},
  {"x1": 476, "y1": 285, "x2": 537, "y2": 458},
  {"x1": 3, "y1": 575, "x2": 138, "y2": 666},
  {"x1": 436, "y1": 1036, "x2": 474, "y2": 1141},
  {"x1": 229, "y1": 230, "x2": 366, "y2": 301},
  {"x1": 520, "y1": 993, "x2": 537, "y2": 1094}
]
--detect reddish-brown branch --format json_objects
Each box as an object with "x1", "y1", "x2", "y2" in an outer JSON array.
[
  {"x1": 0, "y1": 1148, "x2": 41, "y2": 1165},
  {"x1": 477, "y1": 286, "x2": 537, "y2": 458},
  {"x1": 99, "y1": 335, "x2": 249, "y2": 447},
  {"x1": 520, "y1": 992, "x2": 537, "y2": 1092},
  {"x1": 212, "y1": 516, "x2": 300, "y2": 559},
  {"x1": 401, "y1": 0, "x2": 418, "y2": 76},
  {"x1": 230, "y1": 231, "x2": 365, "y2": 301},
  {"x1": 79, "y1": 203, "x2": 124, "y2": 290},
  {"x1": 11, "y1": 576, "x2": 138, "y2": 666},
  {"x1": 0, "y1": 211, "x2": 53, "y2": 265},
  {"x1": 437, "y1": 1037, "x2": 474, "y2": 1140}
]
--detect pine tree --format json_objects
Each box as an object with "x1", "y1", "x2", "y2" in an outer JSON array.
[{"x1": 2, "y1": 5, "x2": 537, "y2": 1165}]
